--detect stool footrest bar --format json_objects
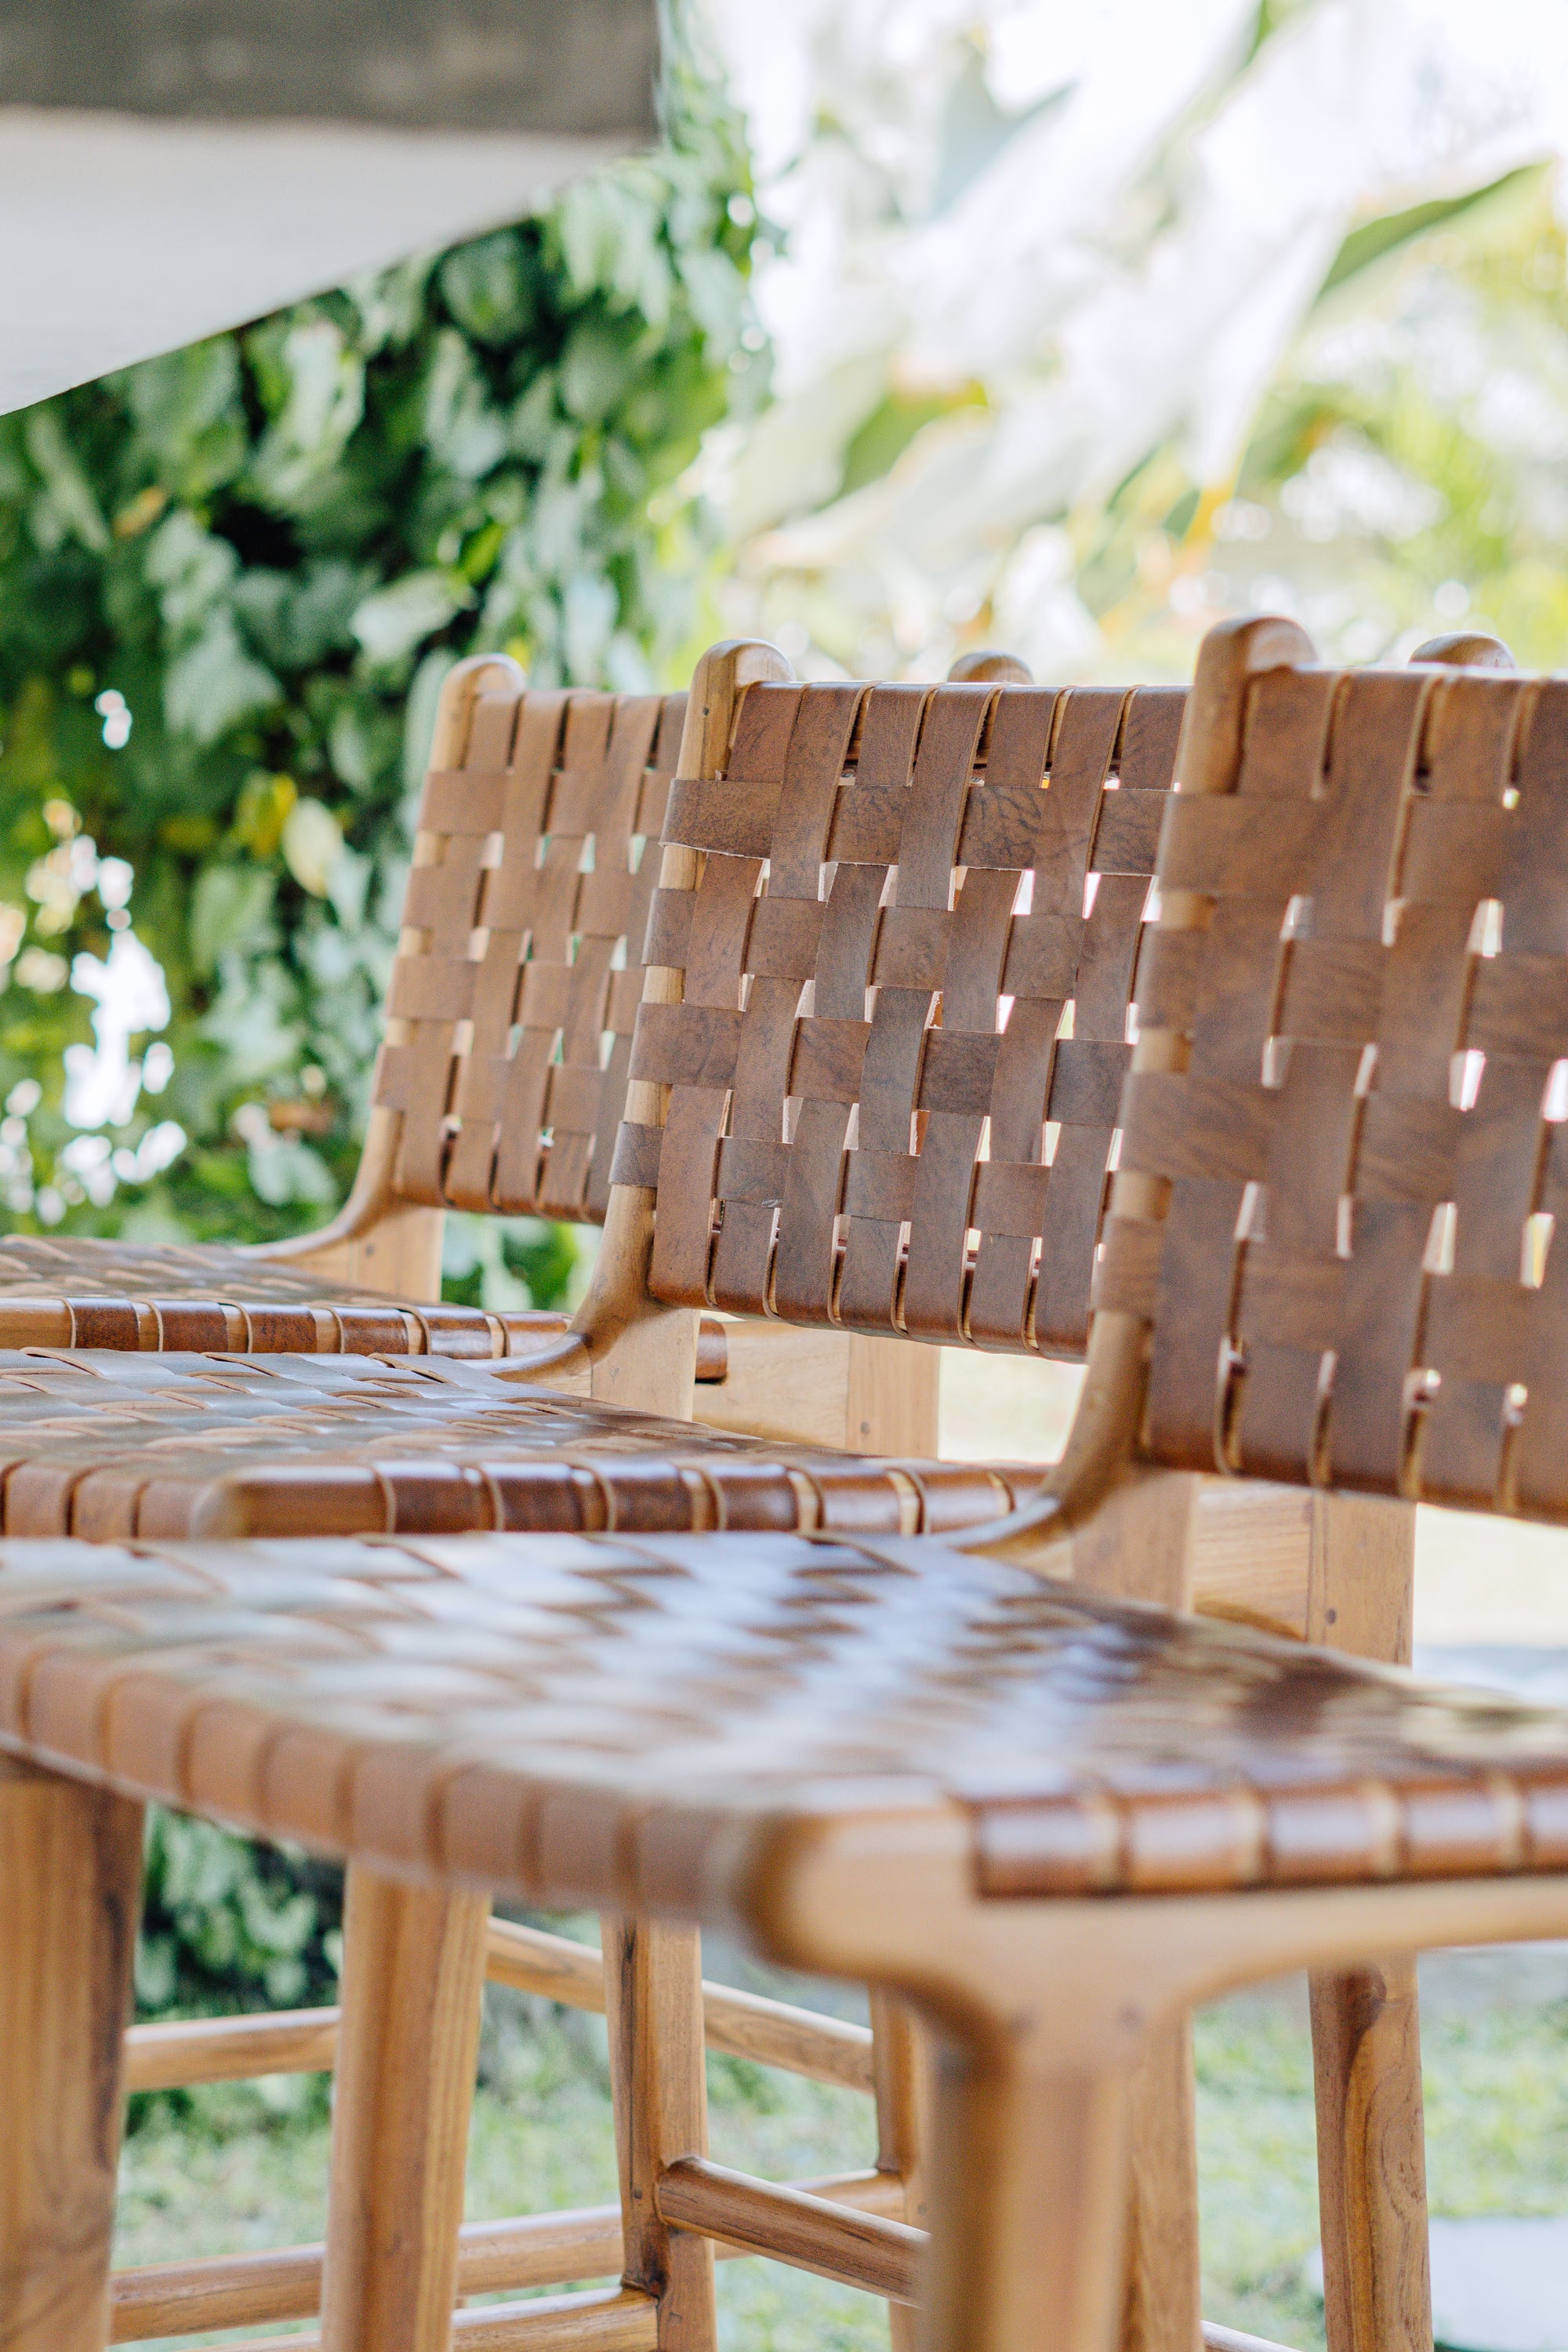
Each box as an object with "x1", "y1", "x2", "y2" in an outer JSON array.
[
  {"x1": 238, "y1": 2285, "x2": 660, "y2": 2352},
  {"x1": 109, "y1": 2172, "x2": 909, "y2": 2340},
  {"x1": 122, "y1": 1926, "x2": 875, "y2": 2097},
  {"x1": 654, "y1": 2156, "x2": 924, "y2": 2305}
]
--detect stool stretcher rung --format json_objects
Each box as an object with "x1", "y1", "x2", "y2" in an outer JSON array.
[
  {"x1": 239, "y1": 2284, "x2": 659, "y2": 2352},
  {"x1": 124, "y1": 2005, "x2": 341, "y2": 2093},
  {"x1": 109, "y1": 2172, "x2": 907, "y2": 2340},
  {"x1": 655, "y1": 2156, "x2": 924, "y2": 2304},
  {"x1": 486, "y1": 1918, "x2": 876, "y2": 2089},
  {"x1": 122, "y1": 1921, "x2": 873, "y2": 2097}
]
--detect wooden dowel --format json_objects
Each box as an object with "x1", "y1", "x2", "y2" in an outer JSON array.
[
  {"x1": 110, "y1": 2208, "x2": 624, "y2": 2341},
  {"x1": 487, "y1": 1918, "x2": 875, "y2": 2092},
  {"x1": 238, "y1": 2284, "x2": 659, "y2": 2352},
  {"x1": 124, "y1": 2005, "x2": 342, "y2": 2092},
  {"x1": 112, "y1": 2242, "x2": 321, "y2": 2341},
  {"x1": 109, "y1": 2172, "x2": 909, "y2": 2340},
  {"x1": 654, "y1": 2157, "x2": 924, "y2": 2305},
  {"x1": 485, "y1": 1918, "x2": 607, "y2": 2007},
  {"x1": 699, "y1": 1977, "x2": 874, "y2": 2090},
  {"x1": 119, "y1": 1926, "x2": 873, "y2": 2100}
]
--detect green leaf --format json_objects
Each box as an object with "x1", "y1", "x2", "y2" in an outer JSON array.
[
  {"x1": 350, "y1": 570, "x2": 473, "y2": 668},
  {"x1": 247, "y1": 318, "x2": 366, "y2": 509},
  {"x1": 560, "y1": 321, "x2": 641, "y2": 425},
  {"x1": 122, "y1": 339, "x2": 246, "y2": 498},
  {"x1": 190, "y1": 865, "x2": 277, "y2": 978},
  {"x1": 421, "y1": 329, "x2": 509, "y2": 479},
  {"x1": 24, "y1": 410, "x2": 110, "y2": 553},
  {"x1": 1317, "y1": 169, "x2": 1538, "y2": 303},
  {"x1": 439, "y1": 232, "x2": 536, "y2": 344},
  {"x1": 163, "y1": 612, "x2": 281, "y2": 743}
]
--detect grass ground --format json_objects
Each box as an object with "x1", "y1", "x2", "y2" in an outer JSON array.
[{"x1": 116, "y1": 1353, "x2": 1568, "y2": 2350}]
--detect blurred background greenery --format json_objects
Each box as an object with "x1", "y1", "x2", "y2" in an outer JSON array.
[{"x1": 0, "y1": 29, "x2": 757, "y2": 1295}]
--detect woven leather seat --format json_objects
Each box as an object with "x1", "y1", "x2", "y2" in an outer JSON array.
[
  {"x1": 8, "y1": 1523, "x2": 1568, "y2": 2352},
  {"x1": 2, "y1": 1530, "x2": 1566, "y2": 1905}
]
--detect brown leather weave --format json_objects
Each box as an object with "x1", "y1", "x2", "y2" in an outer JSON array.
[
  {"x1": 4, "y1": 1530, "x2": 1568, "y2": 1907},
  {"x1": 380, "y1": 681, "x2": 684, "y2": 1218},
  {"x1": 1103, "y1": 660, "x2": 1568, "y2": 1513},
  {"x1": 619, "y1": 679, "x2": 1184, "y2": 1354},
  {"x1": 0, "y1": 1235, "x2": 568, "y2": 1356},
  {"x1": 0, "y1": 1351, "x2": 1033, "y2": 1541}
]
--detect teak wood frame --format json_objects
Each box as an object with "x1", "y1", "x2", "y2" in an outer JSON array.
[{"x1": 551, "y1": 622, "x2": 1519, "y2": 2352}]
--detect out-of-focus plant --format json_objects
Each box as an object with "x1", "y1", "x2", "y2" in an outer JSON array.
[
  {"x1": 704, "y1": 0, "x2": 1568, "y2": 684},
  {"x1": 0, "y1": 19, "x2": 760, "y2": 1260},
  {"x1": 136, "y1": 1807, "x2": 343, "y2": 2018},
  {"x1": 1118, "y1": 171, "x2": 1568, "y2": 674}
]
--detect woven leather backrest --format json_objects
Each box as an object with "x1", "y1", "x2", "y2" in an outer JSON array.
[
  {"x1": 373, "y1": 680, "x2": 685, "y2": 1220},
  {"x1": 1103, "y1": 646, "x2": 1568, "y2": 1513},
  {"x1": 615, "y1": 677, "x2": 1185, "y2": 1355}
]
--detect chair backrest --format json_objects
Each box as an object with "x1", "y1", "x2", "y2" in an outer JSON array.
[
  {"x1": 614, "y1": 650, "x2": 1185, "y2": 1358},
  {"x1": 372, "y1": 657, "x2": 685, "y2": 1222},
  {"x1": 1100, "y1": 618, "x2": 1567, "y2": 1515}
]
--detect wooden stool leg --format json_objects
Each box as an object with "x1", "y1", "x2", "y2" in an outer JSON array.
[
  {"x1": 923, "y1": 2011, "x2": 1134, "y2": 2352},
  {"x1": 1306, "y1": 1493, "x2": 1432, "y2": 2352},
  {"x1": 318, "y1": 1862, "x2": 490, "y2": 2352},
  {"x1": 1310, "y1": 1959, "x2": 1429, "y2": 2352},
  {"x1": 871, "y1": 1990, "x2": 931, "y2": 2352},
  {"x1": 0, "y1": 1756, "x2": 143, "y2": 2352},
  {"x1": 1121, "y1": 2017, "x2": 1202, "y2": 2352},
  {"x1": 604, "y1": 1915, "x2": 717, "y2": 2352},
  {"x1": 1067, "y1": 1473, "x2": 1206, "y2": 2352},
  {"x1": 847, "y1": 1334, "x2": 941, "y2": 1457}
]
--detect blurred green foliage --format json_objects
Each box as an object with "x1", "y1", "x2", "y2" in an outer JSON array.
[
  {"x1": 136, "y1": 1809, "x2": 343, "y2": 2019},
  {"x1": 0, "y1": 23, "x2": 760, "y2": 1255},
  {"x1": 1072, "y1": 167, "x2": 1568, "y2": 680}
]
